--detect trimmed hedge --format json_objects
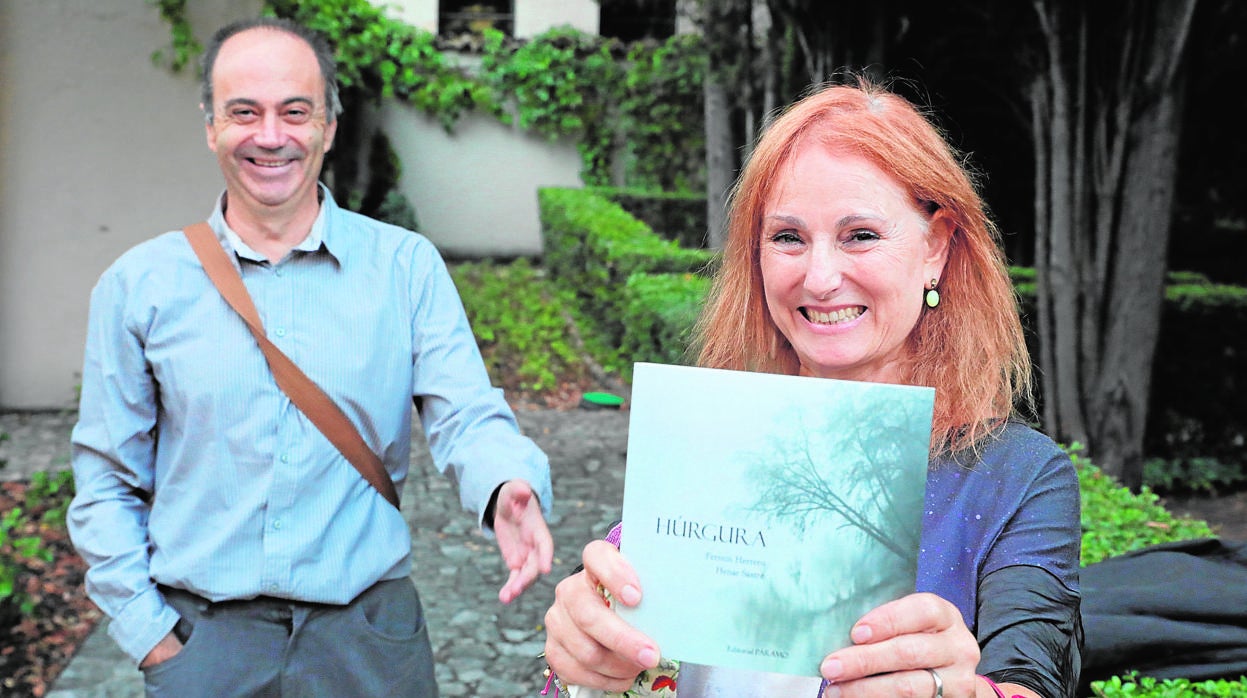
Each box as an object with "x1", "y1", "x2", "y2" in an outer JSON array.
[
  {"x1": 619, "y1": 272, "x2": 711, "y2": 375},
  {"x1": 539, "y1": 187, "x2": 715, "y2": 351},
  {"x1": 595, "y1": 187, "x2": 709, "y2": 249}
]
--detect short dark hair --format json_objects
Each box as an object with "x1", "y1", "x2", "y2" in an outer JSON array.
[{"x1": 200, "y1": 17, "x2": 343, "y2": 123}]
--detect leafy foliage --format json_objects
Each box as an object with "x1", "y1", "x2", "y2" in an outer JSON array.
[
  {"x1": 1090, "y1": 671, "x2": 1247, "y2": 697},
  {"x1": 1075, "y1": 444, "x2": 1215, "y2": 566},
  {"x1": 599, "y1": 187, "x2": 710, "y2": 249},
  {"x1": 265, "y1": 0, "x2": 494, "y2": 129},
  {"x1": 449, "y1": 258, "x2": 586, "y2": 393},
  {"x1": 539, "y1": 187, "x2": 715, "y2": 351},
  {"x1": 618, "y1": 272, "x2": 709, "y2": 376},
  {"x1": 618, "y1": 34, "x2": 707, "y2": 192},
  {"x1": 479, "y1": 27, "x2": 625, "y2": 185},
  {"x1": 1144, "y1": 456, "x2": 1247, "y2": 495},
  {"x1": 148, "y1": 0, "x2": 202, "y2": 71},
  {"x1": 152, "y1": 3, "x2": 706, "y2": 190},
  {"x1": 0, "y1": 471, "x2": 73, "y2": 619}
]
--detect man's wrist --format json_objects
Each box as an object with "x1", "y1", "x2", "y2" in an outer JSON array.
[{"x1": 483, "y1": 483, "x2": 503, "y2": 530}]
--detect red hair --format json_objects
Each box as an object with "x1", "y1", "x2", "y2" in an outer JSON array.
[{"x1": 692, "y1": 80, "x2": 1032, "y2": 456}]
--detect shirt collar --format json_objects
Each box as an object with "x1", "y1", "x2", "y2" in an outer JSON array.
[{"x1": 206, "y1": 183, "x2": 345, "y2": 266}]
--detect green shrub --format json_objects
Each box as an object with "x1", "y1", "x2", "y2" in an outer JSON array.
[
  {"x1": 539, "y1": 187, "x2": 716, "y2": 349},
  {"x1": 596, "y1": 187, "x2": 709, "y2": 249},
  {"x1": 26, "y1": 470, "x2": 75, "y2": 527},
  {"x1": 0, "y1": 493, "x2": 59, "y2": 617},
  {"x1": 450, "y1": 258, "x2": 586, "y2": 393},
  {"x1": 1090, "y1": 671, "x2": 1247, "y2": 697},
  {"x1": 619, "y1": 272, "x2": 711, "y2": 377},
  {"x1": 1075, "y1": 444, "x2": 1215, "y2": 566},
  {"x1": 1144, "y1": 455, "x2": 1247, "y2": 495}
]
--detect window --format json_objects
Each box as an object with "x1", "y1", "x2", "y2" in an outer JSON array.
[
  {"x1": 439, "y1": 0, "x2": 515, "y2": 37},
  {"x1": 599, "y1": 0, "x2": 677, "y2": 42}
]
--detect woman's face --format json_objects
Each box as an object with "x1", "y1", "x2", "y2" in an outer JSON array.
[{"x1": 759, "y1": 144, "x2": 950, "y2": 383}]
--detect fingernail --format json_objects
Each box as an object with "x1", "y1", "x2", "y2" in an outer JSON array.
[
  {"x1": 850, "y1": 623, "x2": 872, "y2": 643},
  {"x1": 619, "y1": 584, "x2": 641, "y2": 605},
  {"x1": 637, "y1": 647, "x2": 659, "y2": 667},
  {"x1": 821, "y1": 684, "x2": 841, "y2": 698},
  {"x1": 821, "y1": 658, "x2": 842, "y2": 680}
]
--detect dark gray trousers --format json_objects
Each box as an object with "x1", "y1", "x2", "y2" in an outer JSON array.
[{"x1": 143, "y1": 577, "x2": 437, "y2": 698}]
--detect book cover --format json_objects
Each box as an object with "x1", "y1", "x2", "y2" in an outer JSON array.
[{"x1": 617, "y1": 363, "x2": 934, "y2": 677}]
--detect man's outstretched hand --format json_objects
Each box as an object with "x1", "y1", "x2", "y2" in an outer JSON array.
[{"x1": 492, "y1": 479, "x2": 553, "y2": 604}]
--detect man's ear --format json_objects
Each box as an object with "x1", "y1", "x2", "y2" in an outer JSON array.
[
  {"x1": 202, "y1": 104, "x2": 218, "y2": 152},
  {"x1": 323, "y1": 118, "x2": 338, "y2": 154}
]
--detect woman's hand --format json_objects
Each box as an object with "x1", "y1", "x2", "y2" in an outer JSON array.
[
  {"x1": 542, "y1": 540, "x2": 661, "y2": 691},
  {"x1": 819, "y1": 592, "x2": 981, "y2": 697}
]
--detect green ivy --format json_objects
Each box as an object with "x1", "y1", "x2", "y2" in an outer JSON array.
[
  {"x1": 479, "y1": 26, "x2": 626, "y2": 185},
  {"x1": 619, "y1": 34, "x2": 707, "y2": 192},
  {"x1": 266, "y1": 0, "x2": 494, "y2": 130},
  {"x1": 149, "y1": 0, "x2": 202, "y2": 72},
  {"x1": 152, "y1": 2, "x2": 707, "y2": 189}
]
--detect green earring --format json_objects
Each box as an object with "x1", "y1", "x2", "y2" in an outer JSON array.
[{"x1": 924, "y1": 279, "x2": 940, "y2": 308}]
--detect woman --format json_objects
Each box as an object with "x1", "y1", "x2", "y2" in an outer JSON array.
[{"x1": 543, "y1": 81, "x2": 1082, "y2": 698}]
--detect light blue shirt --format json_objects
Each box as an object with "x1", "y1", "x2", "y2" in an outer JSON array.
[{"x1": 69, "y1": 188, "x2": 553, "y2": 664}]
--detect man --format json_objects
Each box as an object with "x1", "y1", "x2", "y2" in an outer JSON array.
[{"x1": 68, "y1": 17, "x2": 553, "y2": 697}]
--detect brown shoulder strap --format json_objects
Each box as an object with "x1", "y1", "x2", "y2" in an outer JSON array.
[{"x1": 183, "y1": 222, "x2": 400, "y2": 509}]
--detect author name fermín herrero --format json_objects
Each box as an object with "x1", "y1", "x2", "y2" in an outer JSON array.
[{"x1": 653, "y1": 516, "x2": 769, "y2": 547}]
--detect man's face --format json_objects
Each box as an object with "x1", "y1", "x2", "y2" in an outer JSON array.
[{"x1": 204, "y1": 28, "x2": 337, "y2": 216}]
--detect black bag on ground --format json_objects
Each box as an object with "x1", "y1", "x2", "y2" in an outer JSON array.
[{"x1": 1079, "y1": 537, "x2": 1247, "y2": 691}]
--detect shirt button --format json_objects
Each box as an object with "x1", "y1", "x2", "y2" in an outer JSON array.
[
  {"x1": 280, "y1": 454, "x2": 290, "y2": 463},
  {"x1": 272, "y1": 520, "x2": 283, "y2": 530},
  {"x1": 268, "y1": 583, "x2": 279, "y2": 592},
  {"x1": 275, "y1": 328, "x2": 287, "y2": 337}
]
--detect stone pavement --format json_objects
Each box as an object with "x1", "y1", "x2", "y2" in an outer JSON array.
[{"x1": 0, "y1": 406, "x2": 630, "y2": 697}]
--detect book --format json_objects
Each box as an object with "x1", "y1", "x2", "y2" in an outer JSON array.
[{"x1": 617, "y1": 362, "x2": 934, "y2": 677}]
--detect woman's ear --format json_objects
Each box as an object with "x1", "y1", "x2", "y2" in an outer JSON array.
[{"x1": 925, "y1": 211, "x2": 954, "y2": 278}]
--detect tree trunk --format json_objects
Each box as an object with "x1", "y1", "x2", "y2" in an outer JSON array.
[
  {"x1": 1088, "y1": 0, "x2": 1195, "y2": 488},
  {"x1": 1031, "y1": 0, "x2": 1089, "y2": 447},
  {"x1": 699, "y1": 0, "x2": 753, "y2": 250},
  {"x1": 704, "y1": 77, "x2": 732, "y2": 250},
  {"x1": 1028, "y1": 0, "x2": 1196, "y2": 488}
]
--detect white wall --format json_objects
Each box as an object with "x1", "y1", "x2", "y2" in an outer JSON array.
[
  {"x1": 0, "y1": 0, "x2": 261, "y2": 410},
  {"x1": 382, "y1": 0, "x2": 438, "y2": 33},
  {"x1": 385, "y1": 0, "x2": 599, "y2": 38},
  {"x1": 381, "y1": 102, "x2": 582, "y2": 258},
  {"x1": 0, "y1": 0, "x2": 592, "y2": 409},
  {"x1": 515, "y1": 0, "x2": 598, "y2": 38}
]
